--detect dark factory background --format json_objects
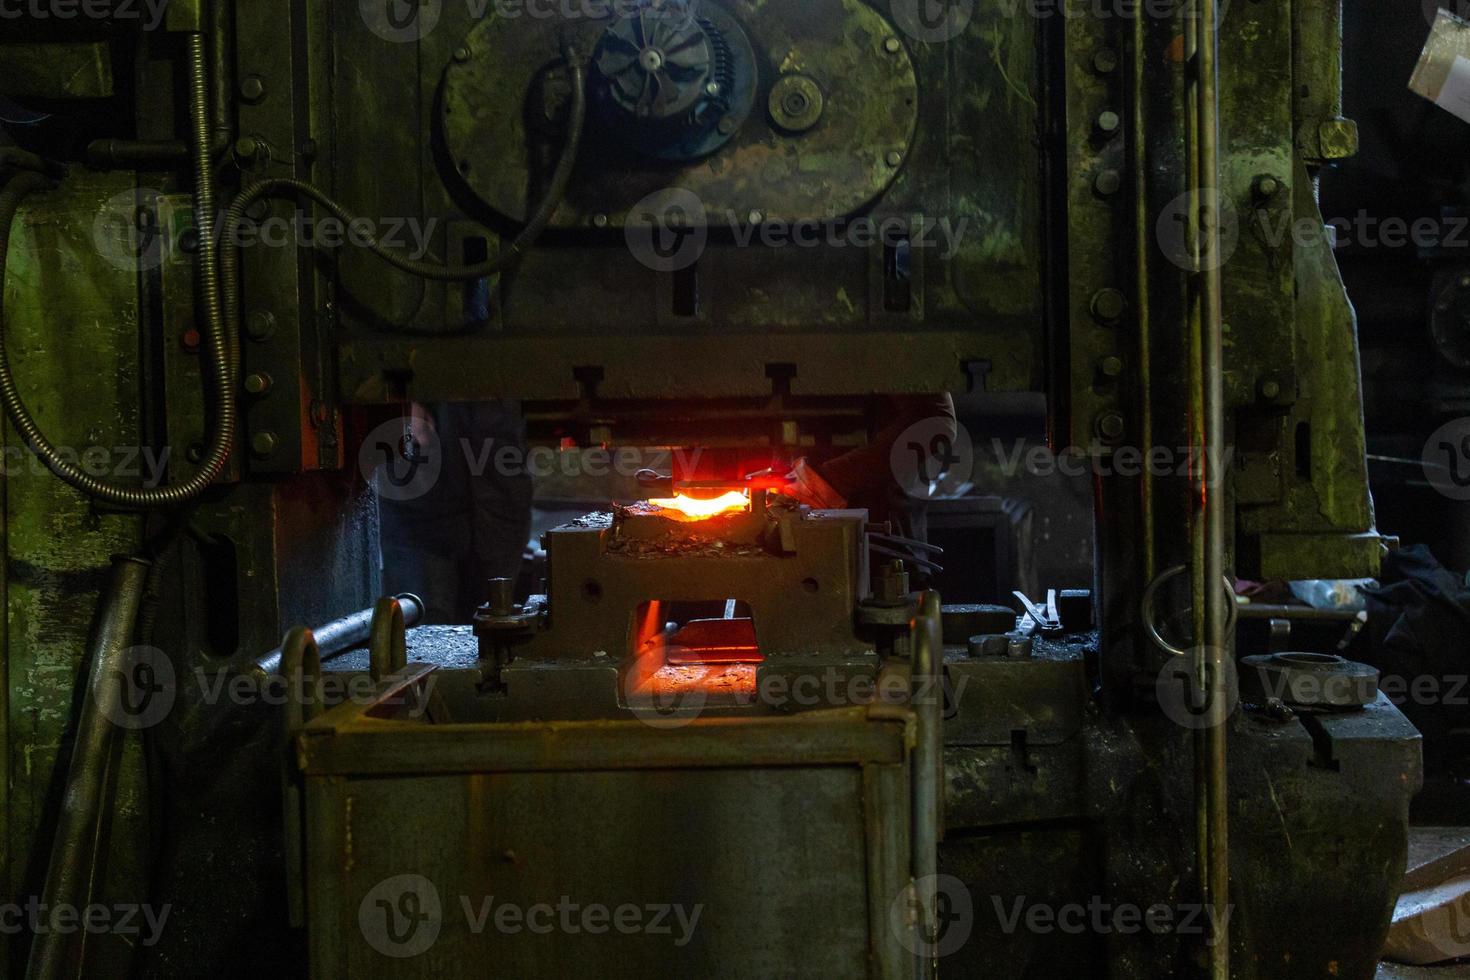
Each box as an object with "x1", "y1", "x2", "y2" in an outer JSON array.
[{"x1": 0, "y1": 1, "x2": 1468, "y2": 979}]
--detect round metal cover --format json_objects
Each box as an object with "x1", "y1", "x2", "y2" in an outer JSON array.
[{"x1": 439, "y1": 0, "x2": 919, "y2": 227}]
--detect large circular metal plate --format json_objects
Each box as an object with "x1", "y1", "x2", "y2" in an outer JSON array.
[{"x1": 440, "y1": 0, "x2": 919, "y2": 226}]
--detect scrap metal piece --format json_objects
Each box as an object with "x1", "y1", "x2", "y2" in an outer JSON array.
[{"x1": 1239, "y1": 652, "x2": 1379, "y2": 709}]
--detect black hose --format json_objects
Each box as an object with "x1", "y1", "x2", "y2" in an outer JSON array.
[
  {"x1": 0, "y1": 147, "x2": 65, "y2": 179},
  {"x1": 219, "y1": 41, "x2": 586, "y2": 341},
  {"x1": 0, "y1": 34, "x2": 235, "y2": 508}
]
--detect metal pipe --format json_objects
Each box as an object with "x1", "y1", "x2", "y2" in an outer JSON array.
[
  {"x1": 83, "y1": 0, "x2": 235, "y2": 170},
  {"x1": 26, "y1": 556, "x2": 152, "y2": 980},
  {"x1": 1189, "y1": 0, "x2": 1232, "y2": 970},
  {"x1": 910, "y1": 591, "x2": 943, "y2": 977},
  {"x1": 0, "y1": 34, "x2": 236, "y2": 508},
  {"x1": 254, "y1": 593, "x2": 423, "y2": 677}
]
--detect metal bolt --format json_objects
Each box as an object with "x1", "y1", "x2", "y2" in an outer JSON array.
[
  {"x1": 884, "y1": 36, "x2": 902, "y2": 54},
  {"x1": 1099, "y1": 355, "x2": 1124, "y2": 378},
  {"x1": 246, "y1": 310, "x2": 276, "y2": 341},
  {"x1": 239, "y1": 75, "x2": 266, "y2": 103},
  {"x1": 1096, "y1": 110, "x2": 1121, "y2": 135},
  {"x1": 717, "y1": 116, "x2": 739, "y2": 135},
  {"x1": 1092, "y1": 48, "x2": 1118, "y2": 74},
  {"x1": 885, "y1": 150, "x2": 903, "y2": 167},
  {"x1": 1090, "y1": 287, "x2": 1127, "y2": 324},
  {"x1": 1094, "y1": 169, "x2": 1122, "y2": 196},
  {"x1": 967, "y1": 634, "x2": 1009, "y2": 658},
  {"x1": 1317, "y1": 117, "x2": 1358, "y2": 160},
  {"x1": 1096, "y1": 412, "x2": 1126, "y2": 442},
  {"x1": 1006, "y1": 634, "x2": 1035, "y2": 659},
  {"x1": 244, "y1": 372, "x2": 273, "y2": 396},
  {"x1": 1252, "y1": 174, "x2": 1282, "y2": 202},
  {"x1": 487, "y1": 577, "x2": 515, "y2": 617},
  {"x1": 1259, "y1": 378, "x2": 1282, "y2": 400},
  {"x1": 454, "y1": 46, "x2": 471, "y2": 63},
  {"x1": 250, "y1": 431, "x2": 279, "y2": 458},
  {"x1": 235, "y1": 136, "x2": 262, "y2": 160},
  {"x1": 705, "y1": 81, "x2": 721, "y2": 97},
  {"x1": 185, "y1": 443, "x2": 204, "y2": 464},
  {"x1": 592, "y1": 213, "x2": 609, "y2": 229},
  {"x1": 748, "y1": 209, "x2": 763, "y2": 225}
]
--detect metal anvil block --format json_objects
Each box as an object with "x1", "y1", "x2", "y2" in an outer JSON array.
[{"x1": 525, "y1": 506, "x2": 872, "y2": 661}]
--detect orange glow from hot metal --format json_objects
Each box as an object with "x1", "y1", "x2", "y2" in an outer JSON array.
[{"x1": 645, "y1": 491, "x2": 749, "y2": 521}]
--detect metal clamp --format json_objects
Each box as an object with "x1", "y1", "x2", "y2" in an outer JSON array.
[
  {"x1": 279, "y1": 626, "x2": 322, "y2": 731},
  {"x1": 368, "y1": 595, "x2": 409, "y2": 682},
  {"x1": 1141, "y1": 564, "x2": 1238, "y2": 657}
]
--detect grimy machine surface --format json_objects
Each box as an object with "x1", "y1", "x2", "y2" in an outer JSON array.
[{"x1": 0, "y1": 0, "x2": 1417, "y2": 978}]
